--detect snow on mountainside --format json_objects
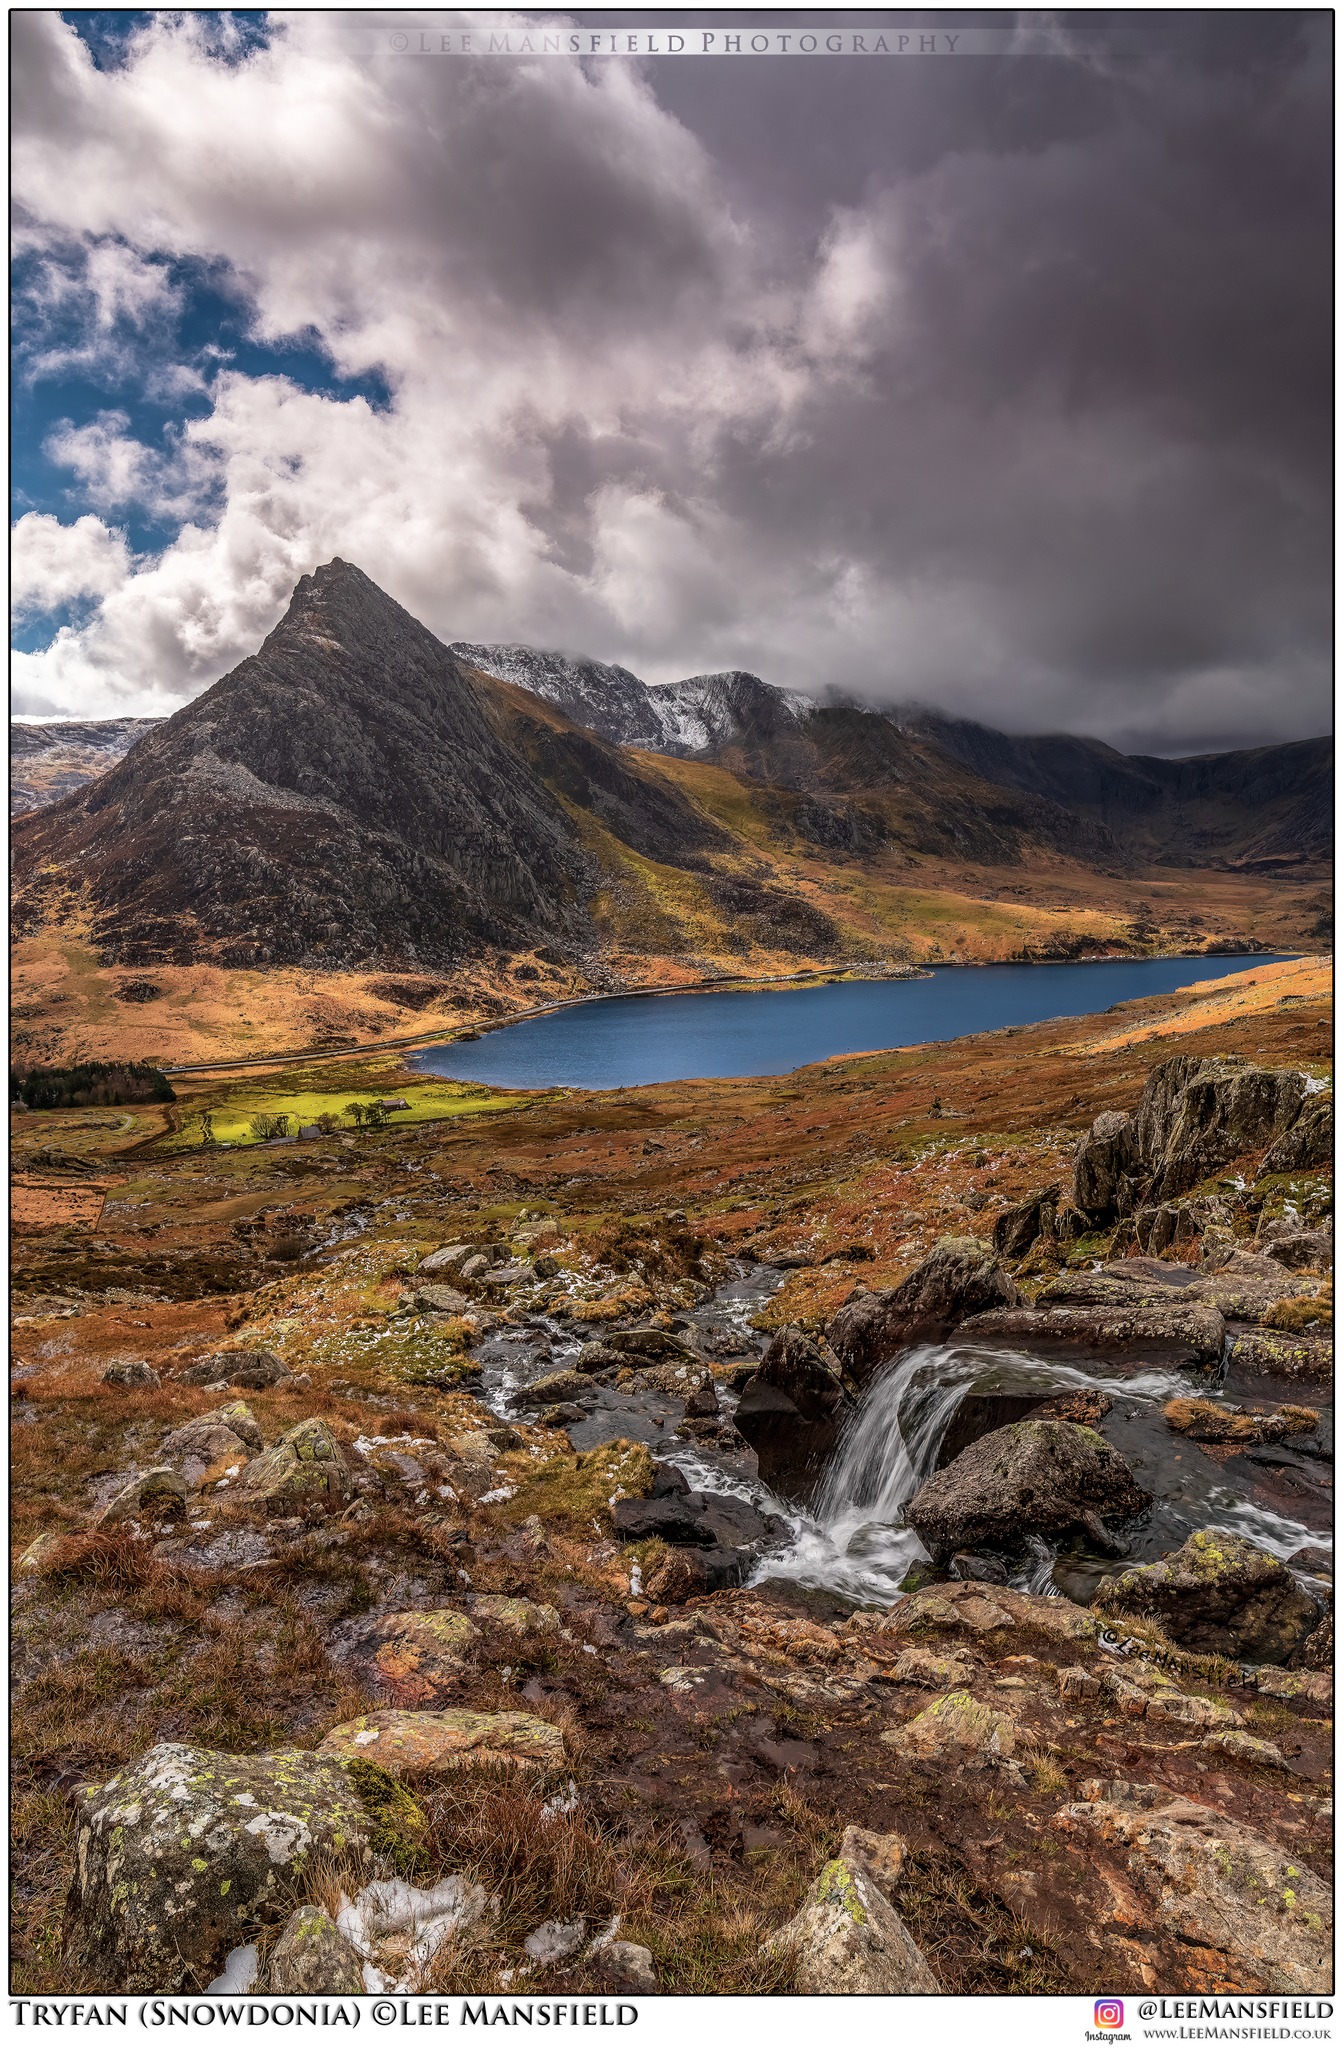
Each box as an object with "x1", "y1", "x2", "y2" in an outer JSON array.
[
  {"x1": 453, "y1": 644, "x2": 806, "y2": 757},
  {"x1": 448, "y1": 643, "x2": 666, "y2": 748}
]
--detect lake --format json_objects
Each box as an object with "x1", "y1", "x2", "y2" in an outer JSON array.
[{"x1": 408, "y1": 953, "x2": 1287, "y2": 1091}]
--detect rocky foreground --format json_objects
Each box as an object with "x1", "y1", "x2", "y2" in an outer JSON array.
[{"x1": 10, "y1": 977, "x2": 1333, "y2": 1996}]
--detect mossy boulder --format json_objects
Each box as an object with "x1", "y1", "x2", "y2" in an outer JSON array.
[
  {"x1": 66, "y1": 1743, "x2": 374, "y2": 1992},
  {"x1": 905, "y1": 1419, "x2": 1149, "y2": 1559},
  {"x1": 160, "y1": 1401, "x2": 262, "y2": 1481},
  {"x1": 1094, "y1": 1529, "x2": 1322, "y2": 1663},
  {"x1": 239, "y1": 1417, "x2": 348, "y2": 1514}
]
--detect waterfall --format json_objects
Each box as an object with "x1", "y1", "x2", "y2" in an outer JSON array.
[{"x1": 751, "y1": 1344, "x2": 985, "y2": 1605}]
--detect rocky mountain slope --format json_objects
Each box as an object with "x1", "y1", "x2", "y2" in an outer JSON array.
[
  {"x1": 11, "y1": 564, "x2": 744, "y2": 972},
  {"x1": 10, "y1": 717, "x2": 161, "y2": 816}
]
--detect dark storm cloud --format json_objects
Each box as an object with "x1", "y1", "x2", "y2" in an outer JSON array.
[{"x1": 12, "y1": 9, "x2": 1331, "y2": 751}]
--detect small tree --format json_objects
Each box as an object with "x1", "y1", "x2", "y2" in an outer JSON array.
[
  {"x1": 315, "y1": 1111, "x2": 340, "y2": 1135},
  {"x1": 344, "y1": 1102, "x2": 367, "y2": 1129},
  {"x1": 364, "y1": 1102, "x2": 389, "y2": 1129}
]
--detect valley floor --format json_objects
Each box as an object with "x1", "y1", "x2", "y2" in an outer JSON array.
[{"x1": 10, "y1": 958, "x2": 1333, "y2": 1996}]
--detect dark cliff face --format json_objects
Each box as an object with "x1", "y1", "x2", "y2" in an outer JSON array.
[
  {"x1": 9, "y1": 562, "x2": 718, "y2": 969},
  {"x1": 895, "y1": 710, "x2": 1331, "y2": 868}
]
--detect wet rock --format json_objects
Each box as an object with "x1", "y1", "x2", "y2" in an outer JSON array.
[
  {"x1": 1053, "y1": 1780, "x2": 1331, "y2": 1992},
  {"x1": 612, "y1": 1489, "x2": 782, "y2": 1554},
  {"x1": 734, "y1": 1325, "x2": 853, "y2": 1483},
  {"x1": 513, "y1": 1370, "x2": 593, "y2": 1408},
  {"x1": 1258, "y1": 1095, "x2": 1332, "y2": 1177},
  {"x1": 949, "y1": 1550, "x2": 1009, "y2": 1584},
  {"x1": 317, "y1": 1707, "x2": 564, "y2": 1776},
  {"x1": 66, "y1": 1742, "x2": 374, "y2": 1992},
  {"x1": 1287, "y1": 1545, "x2": 1333, "y2": 1577},
  {"x1": 1032, "y1": 1389, "x2": 1113, "y2": 1429},
  {"x1": 1259, "y1": 1225, "x2": 1333, "y2": 1272},
  {"x1": 1163, "y1": 1397, "x2": 1318, "y2": 1447},
  {"x1": 101, "y1": 1360, "x2": 160, "y2": 1389},
  {"x1": 333, "y1": 1609, "x2": 481, "y2": 1704},
  {"x1": 762, "y1": 1826, "x2": 938, "y2": 1993},
  {"x1": 642, "y1": 1549, "x2": 711, "y2": 1604},
  {"x1": 991, "y1": 1185, "x2": 1061, "y2": 1259},
  {"x1": 574, "y1": 1343, "x2": 625, "y2": 1374},
  {"x1": 1289, "y1": 1608, "x2": 1332, "y2": 1673},
  {"x1": 853, "y1": 1580, "x2": 1097, "y2": 1644},
  {"x1": 239, "y1": 1417, "x2": 349, "y2": 1514},
  {"x1": 603, "y1": 1326, "x2": 700, "y2": 1361},
  {"x1": 826, "y1": 1238, "x2": 1020, "y2": 1376},
  {"x1": 905, "y1": 1419, "x2": 1150, "y2": 1560},
  {"x1": 267, "y1": 1906, "x2": 365, "y2": 1995},
  {"x1": 1226, "y1": 1329, "x2": 1333, "y2": 1382},
  {"x1": 98, "y1": 1466, "x2": 188, "y2": 1526},
  {"x1": 960, "y1": 1300, "x2": 1225, "y2": 1369},
  {"x1": 1094, "y1": 1529, "x2": 1321, "y2": 1663}
]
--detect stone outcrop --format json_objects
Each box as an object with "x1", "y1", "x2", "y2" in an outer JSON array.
[
  {"x1": 826, "y1": 1238, "x2": 1020, "y2": 1377},
  {"x1": 990, "y1": 1185, "x2": 1060, "y2": 1259},
  {"x1": 239, "y1": 1417, "x2": 348, "y2": 1513},
  {"x1": 332, "y1": 1609, "x2": 482, "y2": 1704},
  {"x1": 905, "y1": 1419, "x2": 1150, "y2": 1559},
  {"x1": 1094, "y1": 1529, "x2": 1322, "y2": 1663},
  {"x1": 97, "y1": 1466, "x2": 188, "y2": 1526},
  {"x1": 762, "y1": 1825, "x2": 938, "y2": 1993},
  {"x1": 160, "y1": 1400, "x2": 262, "y2": 1481},
  {"x1": 1053, "y1": 1780, "x2": 1332, "y2": 1993},
  {"x1": 1068, "y1": 1056, "x2": 1324, "y2": 1230},
  {"x1": 959, "y1": 1300, "x2": 1226, "y2": 1368},
  {"x1": 67, "y1": 1744, "x2": 374, "y2": 1992}
]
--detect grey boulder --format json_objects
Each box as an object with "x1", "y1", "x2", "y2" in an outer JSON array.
[{"x1": 905, "y1": 1419, "x2": 1150, "y2": 1560}]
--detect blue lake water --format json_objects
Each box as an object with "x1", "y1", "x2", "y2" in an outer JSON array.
[{"x1": 409, "y1": 954, "x2": 1288, "y2": 1091}]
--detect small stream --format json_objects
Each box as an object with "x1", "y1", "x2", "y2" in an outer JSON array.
[{"x1": 473, "y1": 1264, "x2": 1331, "y2": 1611}]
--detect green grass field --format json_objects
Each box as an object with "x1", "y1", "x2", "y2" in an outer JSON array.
[{"x1": 165, "y1": 1074, "x2": 540, "y2": 1150}]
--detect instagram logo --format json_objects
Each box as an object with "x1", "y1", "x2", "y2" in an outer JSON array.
[{"x1": 1094, "y1": 2001, "x2": 1125, "y2": 2029}]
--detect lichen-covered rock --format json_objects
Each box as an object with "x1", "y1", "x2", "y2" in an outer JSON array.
[
  {"x1": 101, "y1": 1360, "x2": 160, "y2": 1390},
  {"x1": 882, "y1": 1689, "x2": 1019, "y2": 1762},
  {"x1": 67, "y1": 1743, "x2": 374, "y2": 1992},
  {"x1": 762, "y1": 1826, "x2": 938, "y2": 1993},
  {"x1": 160, "y1": 1402, "x2": 262, "y2": 1481},
  {"x1": 1054, "y1": 1780, "x2": 1331, "y2": 1992},
  {"x1": 317, "y1": 1707, "x2": 564, "y2": 1776},
  {"x1": 267, "y1": 1905, "x2": 365, "y2": 1994},
  {"x1": 1149, "y1": 1063, "x2": 1309, "y2": 1203},
  {"x1": 905, "y1": 1419, "x2": 1149, "y2": 1559},
  {"x1": 1226, "y1": 1329, "x2": 1333, "y2": 1382},
  {"x1": 333, "y1": 1610, "x2": 481, "y2": 1704},
  {"x1": 826, "y1": 1238, "x2": 1019, "y2": 1377},
  {"x1": 1071, "y1": 1109, "x2": 1141, "y2": 1222},
  {"x1": 239, "y1": 1417, "x2": 348, "y2": 1513},
  {"x1": 1094, "y1": 1530, "x2": 1321, "y2": 1663},
  {"x1": 97, "y1": 1466, "x2": 188, "y2": 1526},
  {"x1": 593, "y1": 1939, "x2": 658, "y2": 1994},
  {"x1": 1258, "y1": 1096, "x2": 1332, "y2": 1177},
  {"x1": 181, "y1": 1350, "x2": 285, "y2": 1389},
  {"x1": 472, "y1": 1595, "x2": 561, "y2": 1636}
]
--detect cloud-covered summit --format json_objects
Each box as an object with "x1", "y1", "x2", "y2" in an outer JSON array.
[{"x1": 11, "y1": 10, "x2": 1330, "y2": 753}]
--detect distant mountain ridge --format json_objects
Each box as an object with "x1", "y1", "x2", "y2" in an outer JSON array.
[
  {"x1": 11, "y1": 717, "x2": 162, "y2": 816},
  {"x1": 10, "y1": 567, "x2": 1329, "y2": 982}
]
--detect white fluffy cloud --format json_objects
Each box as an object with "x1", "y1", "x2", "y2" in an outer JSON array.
[
  {"x1": 9, "y1": 9, "x2": 1330, "y2": 749},
  {"x1": 12, "y1": 511, "x2": 133, "y2": 616}
]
